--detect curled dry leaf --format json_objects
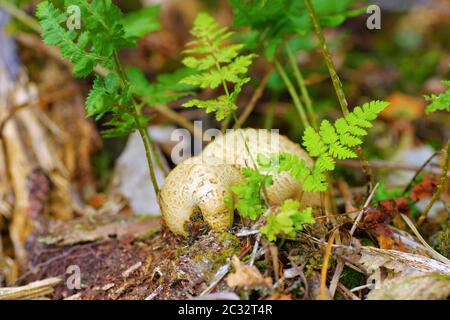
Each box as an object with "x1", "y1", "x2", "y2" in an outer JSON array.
[
  {"x1": 226, "y1": 255, "x2": 272, "y2": 289},
  {"x1": 352, "y1": 246, "x2": 450, "y2": 300}
]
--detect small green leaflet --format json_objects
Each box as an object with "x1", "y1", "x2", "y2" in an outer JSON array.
[
  {"x1": 424, "y1": 80, "x2": 450, "y2": 113},
  {"x1": 260, "y1": 199, "x2": 315, "y2": 241},
  {"x1": 121, "y1": 5, "x2": 161, "y2": 40},
  {"x1": 229, "y1": 167, "x2": 273, "y2": 220}
]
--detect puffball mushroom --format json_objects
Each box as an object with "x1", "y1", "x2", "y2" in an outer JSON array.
[
  {"x1": 160, "y1": 128, "x2": 320, "y2": 236},
  {"x1": 159, "y1": 157, "x2": 243, "y2": 236}
]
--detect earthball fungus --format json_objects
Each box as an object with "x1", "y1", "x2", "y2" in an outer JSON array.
[{"x1": 160, "y1": 128, "x2": 320, "y2": 236}]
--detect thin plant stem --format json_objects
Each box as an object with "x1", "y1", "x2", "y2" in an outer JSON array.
[
  {"x1": 274, "y1": 59, "x2": 310, "y2": 128},
  {"x1": 304, "y1": 0, "x2": 373, "y2": 190},
  {"x1": 113, "y1": 53, "x2": 160, "y2": 194},
  {"x1": 418, "y1": 140, "x2": 449, "y2": 226},
  {"x1": 0, "y1": 0, "x2": 41, "y2": 33},
  {"x1": 402, "y1": 151, "x2": 438, "y2": 195},
  {"x1": 142, "y1": 121, "x2": 168, "y2": 175},
  {"x1": 212, "y1": 50, "x2": 271, "y2": 205},
  {"x1": 319, "y1": 230, "x2": 336, "y2": 300},
  {"x1": 135, "y1": 118, "x2": 160, "y2": 194},
  {"x1": 113, "y1": 52, "x2": 167, "y2": 175},
  {"x1": 304, "y1": 0, "x2": 348, "y2": 115},
  {"x1": 265, "y1": 93, "x2": 279, "y2": 129},
  {"x1": 236, "y1": 65, "x2": 273, "y2": 128},
  {"x1": 285, "y1": 44, "x2": 317, "y2": 129}
]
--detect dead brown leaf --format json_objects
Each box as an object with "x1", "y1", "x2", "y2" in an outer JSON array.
[
  {"x1": 266, "y1": 292, "x2": 292, "y2": 300},
  {"x1": 381, "y1": 92, "x2": 425, "y2": 120},
  {"x1": 410, "y1": 175, "x2": 438, "y2": 202},
  {"x1": 226, "y1": 255, "x2": 272, "y2": 289}
]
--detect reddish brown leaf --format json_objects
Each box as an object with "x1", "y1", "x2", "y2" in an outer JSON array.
[{"x1": 410, "y1": 175, "x2": 438, "y2": 202}]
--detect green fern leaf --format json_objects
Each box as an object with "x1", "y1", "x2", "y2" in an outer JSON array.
[
  {"x1": 182, "y1": 96, "x2": 237, "y2": 121},
  {"x1": 315, "y1": 154, "x2": 335, "y2": 171},
  {"x1": 271, "y1": 100, "x2": 388, "y2": 192},
  {"x1": 180, "y1": 12, "x2": 256, "y2": 120},
  {"x1": 260, "y1": 199, "x2": 315, "y2": 241},
  {"x1": 328, "y1": 142, "x2": 357, "y2": 159},
  {"x1": 339, "y1": 133, "x2": 362, "y2": 147},
  {"x1": 303, "y1": 127, "x2": 327, "y2": 157},
  {"x1": 303, "y1": 170, "x2": 327, "y2": 192},
  {"x1": 231, "y1": 168, "x2": 273, "y2": 220},
  {"x1": 425, "y1": 80, "x2": 450, "y2": 113},
  {"x1": 319, "y1": 120, "x2": 339, "y2": 144}
]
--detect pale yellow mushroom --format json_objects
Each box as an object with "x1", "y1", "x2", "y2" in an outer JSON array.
[
  {"x1": 159, "y1": 157, "x2": 243, "y2": 236},
  {"x1": 201, "y1": 129, "x2": 319, "y2": 206},
  {"x1": 160, "y1": 128, "x2": 320, "y2": 236}
]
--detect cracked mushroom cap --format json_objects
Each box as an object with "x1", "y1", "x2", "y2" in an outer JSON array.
[
  {"x1": 160, "y1": 157, "x2": 243, "y2": 236},
  {"x1": 201, "y1": 128, "x2": 320, "y2": 206},
  {"x1": 160, "y1": 128, "x2": 320, "y2": 236}
]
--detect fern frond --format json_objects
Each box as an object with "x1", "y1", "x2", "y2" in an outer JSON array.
[
  {"x1": 319, "y1": 120, "x2": 338, "y2": 144},
  {"x1": 339, "y1": 133, "x2": 362, "y2": 147},
  {"x1": 315, "y1": 154, "x2": 335, "y2": 172},
  {"x1": 328, "y1": 143, "x2": 357, "y2": 159},
  {"x1": 85, "y1": 76, "x2": 112, "y2": 120},
  {"x1": 266, "y1": 100, "x2": 389, "y2": 193},
  {"x1": 425, "y1": 80, "x2": 450, "y2": 113},
  {"x1": 303, "y1": 127, "x2": 327, "y2": 157},
  {"x1": 36, "y1": 1, "x2": 98, "y2": 77},
  {"x1": 180, "y1": 12, "x2": 257, "y2": 121},
  {"x1": 182, "y1": 96, "x2": 238, "y2": 121},
  {"x1": 260, "y1": 200, "x2": 315, "y2": 242},
  {"x1": 230, "y1": 168, "x2": 273, "y2": 220},
  {"x1": 303, "y1": 170, "x2": 327, "y2": 192}
]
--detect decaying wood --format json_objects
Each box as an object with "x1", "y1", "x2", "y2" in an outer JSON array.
[
  {"x1": 38, "y1": 218, "x2": 161, "y2": 246},
  {"x1": 0, "y1": 51, "x2": 98, "y2": 270},
  {"x1": 0, "y1": 277, "x2": 61, "y2": 300}
]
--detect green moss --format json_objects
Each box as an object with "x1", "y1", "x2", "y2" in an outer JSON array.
[
  {"x1": 142, "y1": 228, "x2": 160, "y2": 239},
  {"x1": 304, "y1": 256, "x2": 323, "y2": 278},
  {"x1": 340, "y1": 266, "x2": 364, "y2": 289},
  {"x1": 430, "y1": 226, "x2": 450, "y2": 259},
  {"x1": 175, "y1": 231, "x2": 241, "y2": 281}
]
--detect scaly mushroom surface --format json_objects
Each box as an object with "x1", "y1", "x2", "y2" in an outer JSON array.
[{"x1": 160, "y1": 128, "x2": 320, "y2": 236}]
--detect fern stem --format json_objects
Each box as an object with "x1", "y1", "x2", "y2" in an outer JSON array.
[
  {"x1": 0, "y1": 0, "x2": 42, "y2": 33},
  {"x1": 232, "y1": 112, "x2": 270, "y2": 207},
  {"x1": 264, "y1": 93, "x2": 279, "y2": 129},
  {"x1": 418, "y1": 140, "x2": 449, "y2": 226},
  {"x1": 135, "y1": 119, "x2": 160, "y2": 195},
  {"x1": 304, "y1": 0, "x2": 349, "y2": 115},
  {"x1": 285, "y1": 44, "x2": 317, "y2": 129},
  {"x1": 274, "y1": 60, "x2": 310, "y2": 128},
  {"x1": 113, "y1": 52, "x2": 167, "y2": 176},
  {"x1": 236, "y1": 65, "x2": 273, "y2": 128},
  {"x1": 304, "y1": 0, "x2": 373, "y2": 190},
  {"x1": 112, "y1": 52, "x2": 161, "y2": 194}
]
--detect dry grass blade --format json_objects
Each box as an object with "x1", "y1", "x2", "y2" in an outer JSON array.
[
  {"x1": 350, "y1": 183, "x2": 379, "y2": 236},
  {"x1": 0, "y1": 277, "x2": 61, "y2": 300},
  {"x1": 400, "y1": 214, "x2": 450, "y2": 265},
  {"x1": 319, "y1": 230, "x2": 336, "y2": 300}
]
